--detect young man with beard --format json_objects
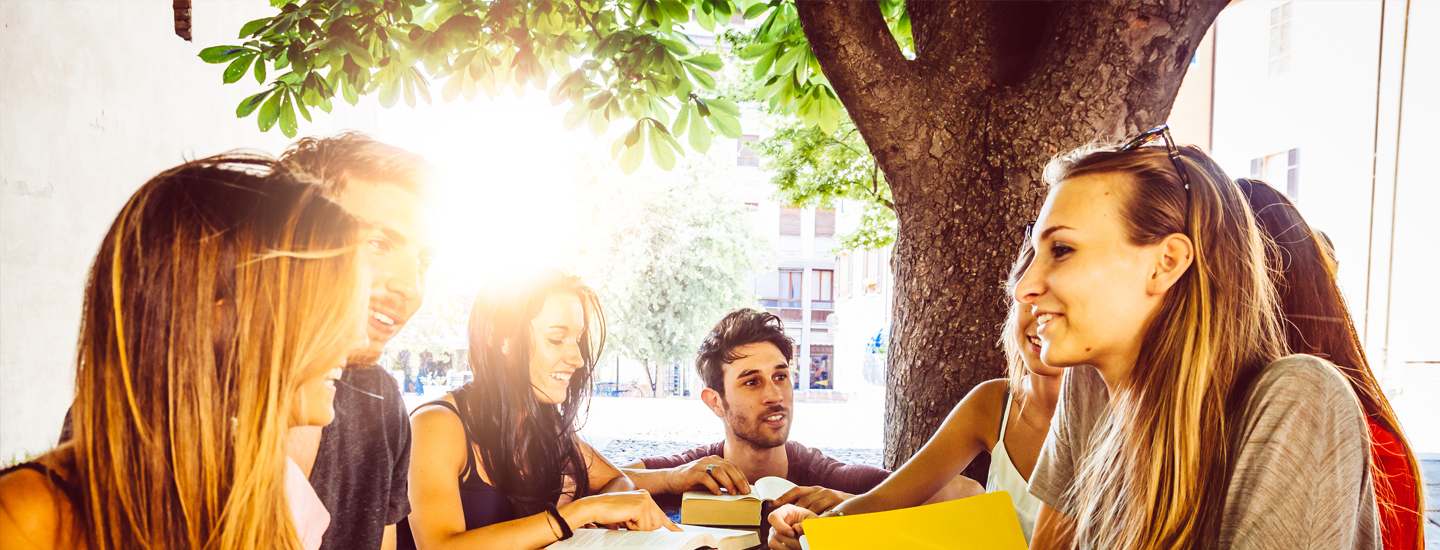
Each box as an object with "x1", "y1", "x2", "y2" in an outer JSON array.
[
  {"x1": 281, "y1": 133, "x2": 436, "y2": 550},
  {"x1": 623, "y1": 309, "x2": 922, "y2": 515}
]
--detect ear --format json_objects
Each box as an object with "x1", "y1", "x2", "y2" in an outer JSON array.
[
  {"x1": 500, "y1": 338, "x2": 511, "y2": 357},
  {"x1": 700, "y1": 387, "x2": 726, "y2": 418},
  {"x1": 1147, "y1": 233, "x2": 1194, "y2": 296}
]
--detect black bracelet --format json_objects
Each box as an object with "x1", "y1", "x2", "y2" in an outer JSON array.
[{"x1": 545, "y1": 504, "x2": 573, "y2": 541}]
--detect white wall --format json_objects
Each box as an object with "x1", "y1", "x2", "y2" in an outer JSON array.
[
  {"x1": 1211, "y1": 0, "x2": 1439, "y2": 451},
  {"x1": 0, "y1": 1, "x2": 361, "y2": 460}
]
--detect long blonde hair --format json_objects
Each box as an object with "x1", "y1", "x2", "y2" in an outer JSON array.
[
  {"x1": 1000, "y1": 240, "x2": 1036, "y2": 408},
  {"x1": 1047, "y1": 146, "x2": 1286, "y2": 548},
  {"x1": 65, "y1": 155, "x2": 365, "y2": 550}
]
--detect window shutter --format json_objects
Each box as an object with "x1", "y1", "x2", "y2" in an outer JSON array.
[
  {"x1": 779, "y1": 207, "x2": 801, "y2": 236},
  {"x1": 1286, "y1": 148, "x2": 1300, "y2": 200},
  {"x1": 1250, "y1": 158, "x2": 1263, "y2": 178},
  {"x1": 815, "y1": 209, "x2": 836, "y2": 238}
]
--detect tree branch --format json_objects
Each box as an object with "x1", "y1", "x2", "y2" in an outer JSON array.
[{"x1": 794, "y1": 1, "x2": 910, "y2": 110}]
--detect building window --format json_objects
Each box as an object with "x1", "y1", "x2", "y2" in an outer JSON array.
[
  {"x1": 738, "y1": 134, "x2": 760, "y2": 167},
  {"x1": 779, "y1": 207, "x2": 802, "y2": 237},
  {"x1": 1251, "y1": 148, "x2": 1301, "y2": 202},
  {"x1": 779, "y1": 269, "x2": 803, "y2": 307},
  {"x1": 814, "y1": 208, "x2": 835, "y2": 238},
  {"x1": 1268, "y1": 2, "x2": 1293, "y2": 77},
  {"x1": 814, "y1": 270, "x2": 834, "y2": 303},
  {"x1": 809, "y1": 345, "x2": 833, "y2": 389}
]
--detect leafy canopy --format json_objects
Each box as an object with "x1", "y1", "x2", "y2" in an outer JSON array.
[{"x1": 199, "y1": 0, "x2": 908, "y2": 175}]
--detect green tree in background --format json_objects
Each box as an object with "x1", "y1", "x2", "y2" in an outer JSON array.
[
  {"x1": 751, "y1": 118, "x2": 895, "y2": 250},
  {"x1": 382, "y1": 269, "x2": 473, "y2": 374},
  {"x1": 576, "y1": 152, "x2": 767, "y2": 396},
  {"x1": 202, "y1": 0, "x2": 1220, "y2": 472}
]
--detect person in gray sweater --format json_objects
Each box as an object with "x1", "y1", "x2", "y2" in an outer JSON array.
[{"x1": 1013, "y1": 128, "x2": 1378, "y2": 550}]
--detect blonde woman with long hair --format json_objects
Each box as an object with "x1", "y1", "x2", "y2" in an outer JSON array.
[
  {"x1": 1019, "y1": 127, "x2": 1379, "y2": 549},
  {"x1": 0, "y1": 155, "x2": 368, "y2": 550}
]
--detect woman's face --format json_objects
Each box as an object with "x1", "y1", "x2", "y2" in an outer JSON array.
[
  {"x1": 1013, "y1": 173, "x2": 1171, "y2": 379},
  {"x1": 290, "y1": 326, "x2": 361, "y2": 427},
  {"x1": 1013, "y1": 303, "x2": 1064, "y2": 378},
  {"x1": 526, "y1": 293, "x2": 587, "y2": 405}
]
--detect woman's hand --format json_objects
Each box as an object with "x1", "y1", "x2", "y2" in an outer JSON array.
[
  {"x1": 766, "y1": 504, "x2": 817, "y2": 550},
  {"x1": 666, "y1": 456, "x2": 751, "y2": 495},
  {"x1": 772, "y1": 486, "x2": 851, "y2": 514},
  {"x1": 569, "y1": 490, "x2": 681, "y2": 532}
]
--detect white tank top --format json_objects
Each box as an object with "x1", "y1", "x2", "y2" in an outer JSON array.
[{"x1": 985, "y1": 387, "x2": 1041, "y2": 542}]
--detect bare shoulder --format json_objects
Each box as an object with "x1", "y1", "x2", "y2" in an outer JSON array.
[
  {"x1": 939, "y1": 378, "x2": 1009, "y2": 449},
  {"x1": 409, "y1": 396, "x2": 464, "y2": 435},
  {"x1": 0, "y1": 466, "x2": 71, "y2": 549}
]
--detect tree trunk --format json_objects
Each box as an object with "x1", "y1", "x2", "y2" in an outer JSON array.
[
  {"x1": 641, "y1": 358, "x2": 658, "y2": 397},
  {"x1": 795, "y1": 0, "x2": 1223, "y2": 475}
]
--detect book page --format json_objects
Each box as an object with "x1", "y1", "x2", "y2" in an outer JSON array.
[
  {"x1": 682, "y1": 476, "x2": 798, "y2": 502},
  {"x1": 546, "y1": 528, "x2": 710, "y2": 549},
  {"x1": 751, "y1": 476, "x2": 797, "y2": 500}
]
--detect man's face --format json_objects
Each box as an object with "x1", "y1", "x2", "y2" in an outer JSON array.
[
  {"x1": 711, "y1": 342, "x2": 794, "y2": 450},
  {"x1": 335, "y1": 178, "x2": 435, "y2": 363}
]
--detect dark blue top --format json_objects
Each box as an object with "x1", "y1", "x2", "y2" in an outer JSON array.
[{"x1": 395, "y1": 392, "x2": 516, "y2": 550}]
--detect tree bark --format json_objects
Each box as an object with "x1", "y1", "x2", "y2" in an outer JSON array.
[{"x1": 794, "y1": 0, "x2": 1224, "y2": 476}]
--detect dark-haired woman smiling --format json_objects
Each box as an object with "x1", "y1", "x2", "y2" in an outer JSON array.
[{"x1": 401, "y1": 270, "x2": 677, "y2": 550}]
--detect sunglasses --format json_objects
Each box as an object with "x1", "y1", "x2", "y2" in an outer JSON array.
[{"x1": 1023, "y1": 124, "x2": 1191, "y2": 243}]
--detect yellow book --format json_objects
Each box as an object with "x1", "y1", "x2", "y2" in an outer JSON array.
[{"x1": 801, "y1": 491, "x2": 1027, "y2": 550}]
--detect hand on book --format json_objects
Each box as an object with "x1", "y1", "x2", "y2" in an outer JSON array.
[
  {"x1": 667, "y1": 457, "x2": 751, "y2": 496},
  {"x1": 573, "y1": 490, "x2": 682, "y2": 533},
  {"x1": 772, "y1": 486, "x2": 852, "y2": 514},
  {"x1": 765, "y1": 504, "x2": 817, "y2": 550}
]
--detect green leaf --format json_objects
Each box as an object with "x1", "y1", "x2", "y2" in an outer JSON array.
[
  {"x1": 743, "y1": 2, "x2": 772, "y2": 19},
  {"x1": 687, "y1": 65, "x2": 716, "y2": 90},
  {"x1": 199, "y1": 46, "x2": 250, "y2": 64},
  {"x1": 238, "y1": 18, "x2": 269, "y2": 38},
  {"x1": 236, "y1": 89, "x2": 271, "y2": 118},
  {"x1": 624, "y1": 123, "x2": 644, "y2": 147},
  {"x1": 709, "y1": 110, "x2": 741, "y2": 138},
  {"x1": 648, "y1": 125, "x2": 677, "y2": 170},
  {"x1": 223, "y1": 53, "x2": 256, "y2": 84},
  {"x1": 672, "y1": 103, "x2": 692, "y2": 137},
  {"x1": 737, "y1": 42, "x2": 772, "y2": 60},
  {"x1": 684, "y1": 53, "x2": 723, "y2": 71},
  {"x1": 563, "y1": 104, "x2": 590, "y2": 131},
  {"x1": 441, "y1": 72, "x2": 463, "y2": 102},
  {"x1": 695, "y1": 7, "x2": 715, "y2": 32},
  {"x1": 254, "y1": 55, "x2": 267, "y2": 84},
  {"x1": 278, "y1": 93, "x2": 298, "y2": 138},
  {"x1": 752, "y1": 47, "x2": 778, "y2": 79},
  {"x1": 258, "y1": 91, "x2": 283, "y2": 132},
  {"x1": 342, "y1": 82, "x2": 360, "y2": 106},
  {"x1": 588, "y1": 108, "x2": 610, "y2": 137},
  {"x1": 706, "y1": 97, "x2": 740, "y2": 117},
  {"x1": 618, "y1": 139, "x2": 645, "y2": 175},
  {"x1": 688, "y1": 116, "x2": 713, "y2": 152},
  {"x1": 378, "y1": 78, "x2": 401, "y2": 108}
]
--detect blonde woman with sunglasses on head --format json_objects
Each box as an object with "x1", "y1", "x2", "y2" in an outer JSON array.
[
  {"x1": 1020, "y1": 128, "x2": 1379, "y2": 550},
  {"x1": 0, "y1": 155, "x2": 369, "y2": 550}
]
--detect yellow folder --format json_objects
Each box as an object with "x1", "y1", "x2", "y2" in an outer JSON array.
[{"x1": 801, "y1": 491, "x2": 1028, "y2": 549}]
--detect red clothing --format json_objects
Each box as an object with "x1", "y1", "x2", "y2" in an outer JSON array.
[
  {"x1": 640, "y1": 440, "x2": 890, "y2": 495},
  {"x1": 1367, "y1": 418, "x2": 1419, "y2": 550}
]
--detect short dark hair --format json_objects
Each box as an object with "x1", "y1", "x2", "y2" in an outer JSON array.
[
  {"x1": 280, "y1": 131, "x2": 433, "y2": 199},
  {"x1": 696, "y1": 309, "x2": 794, "y2": 397}
]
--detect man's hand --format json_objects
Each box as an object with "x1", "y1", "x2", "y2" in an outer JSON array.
[
  {"x1": 766, "y1": 504, "x2": 817, "y2": 550},
  {"x1": 665, "y1": 456, "x2": 750, "y2": 496},
  {"x1": 771, "y1": 486, "x2": 851, "y2": 514}
]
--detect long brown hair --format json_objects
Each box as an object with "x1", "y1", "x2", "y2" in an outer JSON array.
[
  {"x1": 1239, "y1": 178, "x2": 1425, "y2": 548},
  {"x1": 999, "y1": 240, "x2": 1036, "y2": 408},
  {"x1": 65, "y1": 155, "x2": 365, "y2": 550},
  {"x1": 1046, "y1": 145, "x2": 1286, "y2": 548},
  {"x1": 461, "y1": 269, "x2": 607, "y2": 516}
]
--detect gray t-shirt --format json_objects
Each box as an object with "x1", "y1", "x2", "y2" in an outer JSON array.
[{"x1": 1028, "y1": 354, "x2": 1379, "y2": 549}]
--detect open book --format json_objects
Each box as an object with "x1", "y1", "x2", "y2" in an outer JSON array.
[
  {"x1": 680, "y1": 476, "x2": 797, "y2": 527},
  {"x1": 546, "y1": 525, "x2": 759, "y2": 550}
]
